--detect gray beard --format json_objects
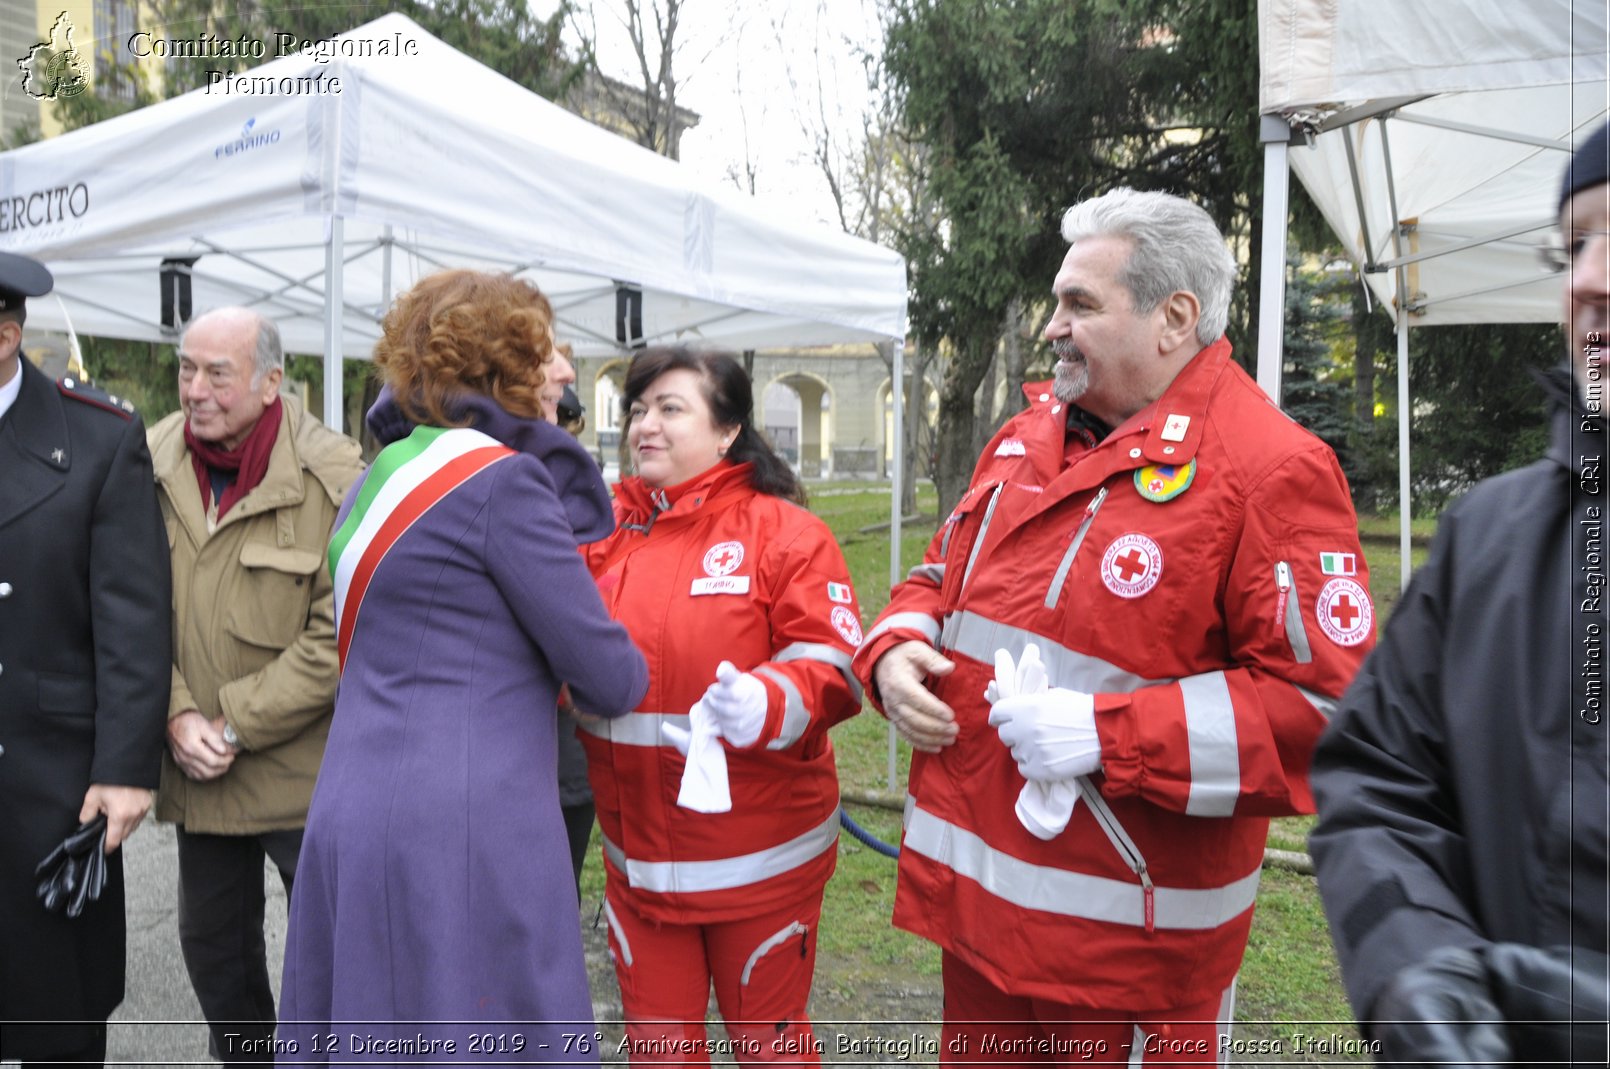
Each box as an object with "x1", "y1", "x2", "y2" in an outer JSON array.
[{"x1": 1050, "y1": 339, "x2": 1087, "y2": 403}]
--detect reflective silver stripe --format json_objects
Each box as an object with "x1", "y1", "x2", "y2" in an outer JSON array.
[
  {"x1": 1045, "y1": 486, "x2": 1108, "y2": 610},
  {"x1": 1130, "y1": 979, "x2": 1237, "y2": 1067},
  {"x1": 603, "y1": 898, "x2": 634, "y2": 967},
  {"x1": 755, "y1": 666, "x2": 809, "y2": 749},
  {"x1": 601, "y1": 810, "x2": 840, "y2": 894},
  {"x1": 1277, "y1": 561, "x2": 1312, "y2": 664},
  {"x1": 1215, "y1": 977, "x2": 1238, "y2": 1068},
  {"x1": 908, "y1": 562, "x2": 946, "y2": 585},
  {"x1": 575, "y1": 711, "x2": 690, "y2": 747},
  {"x1": 940, "y1": 610, "x2": 1174, "y2": 694},
  {"x1": 960, "y1": 483, "x2": 1006, "y2": 592},
  {"x1": 1295, "y1": 685, "x2": 1337, "y2": 719},
  {"x1": 1182, "y1": 671, "x2": 1241, "y2": 818},
  {"x1": 864, "y1": 611, "x2": 941, "y2": 648},
  {"x1": 775, "y1": 642, "x2": 864, "y2": 705},
  {"x1": 739, "y1": 921, "x2": 809, "y2": 986},
  {"x1": 902, "y1": 803, "x2": 1261, "y2": 930}
]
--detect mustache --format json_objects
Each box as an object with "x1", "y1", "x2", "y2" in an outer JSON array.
[{"x1": 1051, "y1": 338, "x2": 1082, "y2": 362}]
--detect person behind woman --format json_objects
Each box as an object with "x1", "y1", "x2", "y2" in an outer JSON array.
[
  {"x1": 578, "y1": 347, "x2": 863, "y2": 1065},
  {"x1": 552, "y1": 368, "x2": 599, "y2": 895},
  {"x1": 277, "y1": 270, "x2": 648, "y2": 1066}
]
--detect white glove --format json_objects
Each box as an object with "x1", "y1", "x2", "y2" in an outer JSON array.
[
  {"x1": 662, "y1": 705, "x2": 732, "y2": 814},
  {"x1": 1016, "y1": 779, "x2": 1081, "y2": 840},
  {"x1": 987, "y1": 648, "x2": 1101, "y2": 783},
  {"x1": 700, "y1": 661, "x2": 768, "y2": 748},
  {"x1": 985, "y1": 645, "x2": 1088, "y2": 839}
]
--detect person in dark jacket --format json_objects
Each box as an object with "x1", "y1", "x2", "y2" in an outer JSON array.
[
  {"x1": 555, "y1": 378, "x2": 597, "y2": 894},
  {"x1": 0, "y1": 252, "x2": 172, "y2": 1067},
  {"x1": 1310, "y1": 121, "x2": 1610, "y2": 1066}
]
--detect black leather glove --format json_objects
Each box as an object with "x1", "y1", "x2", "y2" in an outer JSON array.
[
  {"x1": 1370, "y1": 945, "x2": 1512, "y2": 1069},
  {"x1": 1486, "y1": 942, "x2": 1609, "y2": 1066},
  {"x1": 34, "y1": 813, "x2": 109, "y2": 918}
]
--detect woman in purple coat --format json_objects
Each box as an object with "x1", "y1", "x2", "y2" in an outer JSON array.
[{"x1": 278, "y1": 270, "x2": 648, "y2": 1066}]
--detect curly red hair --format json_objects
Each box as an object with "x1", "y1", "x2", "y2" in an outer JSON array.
[{"x1": 373, "y1": 270, "x2": 558, "y2": 427}]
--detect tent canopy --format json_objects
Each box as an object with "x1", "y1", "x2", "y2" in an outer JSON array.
[
  {"x1": 0, "y1": 13, "x2": 907, "y2": 362},
  {"x1": 1256, "y1": 0, "x2": 1606, "y2": 586},
  {"x1": 1257, "y1": 0, "x2": 1606, "y2": 331}
]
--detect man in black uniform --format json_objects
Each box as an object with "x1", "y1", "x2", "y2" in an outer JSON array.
[
  {"x1": 1311, "y1": 124, "x2": 1610, "y2": 1064},
  {"x1": 0, "y1": 252, "x2": 172, "y2": 1068}
]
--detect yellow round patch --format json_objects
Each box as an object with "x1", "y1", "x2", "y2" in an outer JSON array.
[{"x1": 1134, "y1": 459, "x2": 1197, "y2": 503}]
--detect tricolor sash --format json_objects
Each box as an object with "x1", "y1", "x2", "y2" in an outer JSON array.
[{"x1": 328, "y1": 425, "x2": 515, "y2": 668}]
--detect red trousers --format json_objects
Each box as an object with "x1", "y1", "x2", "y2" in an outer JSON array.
[
  {"x1": 940, "y1": 952, "x2": 1235, "y2": 1067},
  {"x1": 603, "y1": 890, "x2": 823, "y2": 1067}
]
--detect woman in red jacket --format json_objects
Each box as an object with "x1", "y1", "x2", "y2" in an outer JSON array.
[{"x1": 579, "y1": 348, "x2": 863, "y2": 1065}]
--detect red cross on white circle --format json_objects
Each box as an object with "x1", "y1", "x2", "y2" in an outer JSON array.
[
  {"x1": 1100, "y1": 533, "x2": 1163, "y2": 599},
  {"x1": 702, "y1": 540, "x2": 745, "y2": 577},
  {"x1": 1316, "y1": 576, "x2": 1373, "y2": 647}
]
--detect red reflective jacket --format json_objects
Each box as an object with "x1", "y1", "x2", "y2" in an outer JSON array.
[
  {"x1": 852, "y1": 341, "x2": 1374, "y2": 1010},
  {"x1": 582, "y1": 461, "x2": 863, "y2": 923}
]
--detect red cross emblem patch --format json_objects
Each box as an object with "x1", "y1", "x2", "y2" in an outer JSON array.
[
  {"x1": 1316, "y1": 577, "x2": 1373, "y2": 647},
  {"x1": 830, "y1": 605, "x2": 864, "y2": 646},
  {"x1": 702, "y1": 541, "x2": 745, "y2": 577},
  {"x1": 1100, "y1": 533, "x2": 1164, "y2": 599}
]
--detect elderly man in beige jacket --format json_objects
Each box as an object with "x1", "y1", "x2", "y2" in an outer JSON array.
[{"x1": 147, "y1": 307, "x2": 363, "y2": 1067}]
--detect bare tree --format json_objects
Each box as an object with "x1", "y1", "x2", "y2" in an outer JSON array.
[{"x1": 571, "y1": 0, "x2": 697, "y2": 159}]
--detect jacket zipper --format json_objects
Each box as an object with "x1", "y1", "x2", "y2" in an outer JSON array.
[
  {"x1": 1045, "y1": 487, "x2": 1109, "y2": 610},
  {"x1": 958, "y1": 483, "x2": 1007, "y2": 594},
  {"x1": 1275, "y1": 561, "x2": 1312, "y2": 664},
  {"x1": 1077, "y1": 779, "x2": 1158, "y2": 935}
]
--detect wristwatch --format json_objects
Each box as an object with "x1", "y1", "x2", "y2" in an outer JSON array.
[{"x1": 221, "y1": 722, "x2": 241, "y2": 749}]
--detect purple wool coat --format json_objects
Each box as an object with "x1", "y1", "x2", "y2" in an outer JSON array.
[{"x1": 277, "y1": 389, "x2": 648, "y2": 1067}]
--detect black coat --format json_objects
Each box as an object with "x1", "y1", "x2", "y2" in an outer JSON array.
[
  {"x1": 1310, "y1": 365, "x2": 1609, "y2": 1022},
  {"x1": 0, "y1": 358, "x2": 171, "y2": 1059}
]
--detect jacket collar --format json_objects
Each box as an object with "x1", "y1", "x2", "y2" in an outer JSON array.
[
  {"x1": 1019, "y1": 338, "x2": 1234, "y2": 499},
  {"x1": 614, "y1": 460, "x2": 753, "y2": 528},
  {"x1": 1115, "y1": 336, "x2": 1232, "y2": 466}
]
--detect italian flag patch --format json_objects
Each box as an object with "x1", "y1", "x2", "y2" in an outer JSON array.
[
  {"x1": 1319, "y1": 552, "x2": 1357, "y2": 576},
  {"x1": 827, "y1": 581, "x2": 853, "y2": 604}
]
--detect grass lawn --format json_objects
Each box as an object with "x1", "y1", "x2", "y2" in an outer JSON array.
[{"x1": 799, "y1": 479, "x2": 1430, "y2": 1056}]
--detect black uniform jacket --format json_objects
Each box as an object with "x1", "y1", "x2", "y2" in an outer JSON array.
[
  {"x1": 0, "y1": 358, "x2": 171, "y2": 1056},
  {"x1": 1310, "y1": 364, "x2": 1609, "y2": 1021}
]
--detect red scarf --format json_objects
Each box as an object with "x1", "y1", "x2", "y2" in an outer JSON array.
[{"x1": 185, "y1": 396, "x2": 283, "y2": 520}]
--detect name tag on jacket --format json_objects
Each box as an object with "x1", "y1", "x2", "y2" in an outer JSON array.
[{"x1": 691, "y1": 576, "x2": 751, "y2": 596}]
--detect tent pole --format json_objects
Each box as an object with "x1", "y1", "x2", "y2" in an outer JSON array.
[
  {"x1": 1397, "y1": 314, "x2": 1411, "y2": 591},
  {"x1": 1256, "y1": 116, "x2": 1294, "y2": 403},
  {"x1": 888, "y1": 334, "x2": 906, "y2": 792},
  {"x1": 323, "y1": 215, "x2": 345, "y2": 431},
  {"x1": 382, "y1": 223, "x2": 394, "y2": 307},
  {"x1": 1379, "y1": 118, "x2": 1414, "y2": 592}
]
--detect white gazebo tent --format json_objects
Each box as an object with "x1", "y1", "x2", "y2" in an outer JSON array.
[
  {"x1": 1256, "y1": 0, "x2": 1608, "y2": 584},
  {"x1": 0, "y1": 12, "x2": 908, "y2": 430},
  {"x1": 0, "y1": 17, "x2": 915, "y2": 787}
]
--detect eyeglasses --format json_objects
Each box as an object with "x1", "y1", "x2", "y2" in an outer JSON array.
[{"x1": 1538, "y1": 230, "x2": 1610, "y2": 273}]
